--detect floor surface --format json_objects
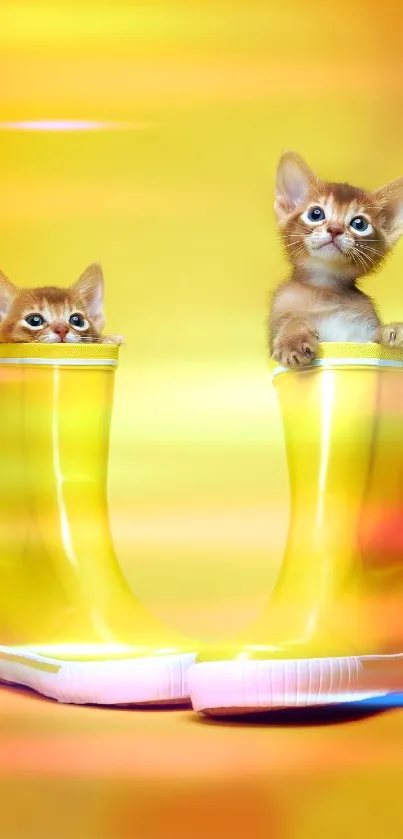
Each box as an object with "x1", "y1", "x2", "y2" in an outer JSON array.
[{"x1": 1, "y1": 685, "x2": 402, "y2": 839}]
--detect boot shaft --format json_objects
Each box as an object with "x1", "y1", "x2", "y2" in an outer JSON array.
[
  {"x1": 0, "y1": 344, "x2": 123, "y2": 641},
  {"x1": 268, "y1": 342, "x2": 403, "y2": 653}
]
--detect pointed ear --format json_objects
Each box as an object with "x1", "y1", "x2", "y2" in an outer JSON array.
[
  {"x1": 274, "y1": 151, "x2": 317, "y2": 223},
  {"x1": 0, "y1": 270, "x2": 16, "y2": 320},
  {"x1": 373, "y1": 177, "x2": 403, "y2": 245},
  {"x1": 73, "y1": 263, "x2": 105, "y2": 330}
]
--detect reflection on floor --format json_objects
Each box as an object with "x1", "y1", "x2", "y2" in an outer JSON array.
[{"x1": 1, "y1": 684, "x2": 402, "y2": 839}]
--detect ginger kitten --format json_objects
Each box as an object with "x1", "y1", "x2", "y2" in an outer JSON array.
[
  {"x1": 270, "y1": 152, "x2": 403, "y2": 368},
  {"x1": 0, "y1": 263, "x2": 122, "y2": 345}
]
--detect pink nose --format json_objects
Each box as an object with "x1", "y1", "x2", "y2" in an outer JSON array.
[
  {"x1": 327, "y1": 223, "x2": 344, "y2": 239},
  {"x1": 53, "y1": 323, "x2": 68, "y2": 341}
]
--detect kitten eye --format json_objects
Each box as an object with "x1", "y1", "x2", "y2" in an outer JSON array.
[
  {"x1": 25, "y1": 313, "x2": 45, "y2": 328},
  {"x1": 69, "y1": 313, "x2": 87, "y2": 329},
  {"x1": 350, "y1": 216, "x2": 370, "y2": 233},
  {"x1": 307, "y1": 206, "x2": 325, "y2": 223}
]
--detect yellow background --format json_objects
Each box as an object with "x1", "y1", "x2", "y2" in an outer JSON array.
[
  {"x1": 3, "y1": 0, "x2": 403, "y2": 642},
  {"x1": 1, "y1": 2, "x2": 403, "y2": 837}
]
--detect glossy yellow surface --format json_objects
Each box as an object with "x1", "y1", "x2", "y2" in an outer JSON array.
[
  {"x1": 0, "y1": 345, "x2": 194, "y2": 661},
  {"x1": 1, "y1": 0, "x2": 403, "y2": 648},
  {"x1": 198, "y1": 343, "x2": 403, "y2": 662}
]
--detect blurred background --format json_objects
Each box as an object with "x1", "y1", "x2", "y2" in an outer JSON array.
[
  {"x1": 1, "y1": 0, "x2": 403, "y2": 643},
  {"x1": 2, "y1": 4, "x2": 403, "y2": 839}
]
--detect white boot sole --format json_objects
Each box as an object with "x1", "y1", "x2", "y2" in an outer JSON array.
[
  {"x1": 188, "y1": 654, "x2": 403, "y2": 715},
  {"x1": 0, "y1": 645, "x2": 196, "y2": 705}
]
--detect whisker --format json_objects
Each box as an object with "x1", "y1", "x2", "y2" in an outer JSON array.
[
  {"x1": 285, "y1": 250, "x2": 305, "y2": 260},
  {"x1": 285, "y1": 240, "x2": 305, "y2": 247},
  {"x1": 348, "y1": 249, "x2": 360, "y2": 272},
  {"x1": 358, "y1": 246, "x2": 382, "y2": 269},
  {"x1": 354, "y1": 250, "x2": 367, "y2": 270},
  {"x1": 285, "y1": 246, "x2": 305, "y2": 255},
  {"x1": 357, "y1": 250, "x2": 372, "y2": 272},
  {"x1": 349, "y1": 248, "x2": 366, "y2": 272},
  {"x1": 360, "y1": 242, "x2": 383, "y2": 251},
  {"x1": 286, "y1": 245, "x2": 305, "y2": 260},
  {"x1": 362, "y1": 245, "x2": 383, "y2": 258},
  {"x1": 361, "y1": 255, "x2": 376, "y2": 270}
]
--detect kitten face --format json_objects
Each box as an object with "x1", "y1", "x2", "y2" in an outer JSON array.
[
  {"x1": 284, "y1": 186, "x2": 387, "y2": 279},
  {"x1": 275, "y1": 152, "x2": 403, "y2": 281},
  {"x1": 0, "y1": 264, "x2": 105, "y2": 343},
  {"x1": 4, "y1": 289, "x2": 99, "y2": 344}
]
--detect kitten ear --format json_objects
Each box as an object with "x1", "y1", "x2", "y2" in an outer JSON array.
[
  {"x1": 275, "y1": 151, "x2": 317, "y2": 223},
  {"x1": 0, "y1": 270, "x2": 16, "y2": 321},
  {"x1": 73, "y1": 263, "x2": 105, "y2": 330},
  {"x1": 373, "y1": 177, "x2": 403, "y2": 245}
]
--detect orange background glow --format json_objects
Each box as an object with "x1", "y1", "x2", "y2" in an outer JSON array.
[{"x1": 1, "y1": 2, "x2": 403, "y2": 837}]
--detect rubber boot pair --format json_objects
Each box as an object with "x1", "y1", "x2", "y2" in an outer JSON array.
[{"x1": 1, "y1": 342, "x2": 403, "y2": 714}]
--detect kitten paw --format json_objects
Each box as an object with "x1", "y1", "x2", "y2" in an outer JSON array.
[
  {"x1": 273, "y1": 333, "x2": 318, "y2": 368},
  {"x1": 102, "y1": 334, "x2": 124, "y2": 346},
  {"x1": 381, "y1": 323, "x2": 403, "y2": 347}
]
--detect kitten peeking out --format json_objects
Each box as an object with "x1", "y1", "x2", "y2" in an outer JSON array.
[
  {"x1": 270, "y1": 152, "x2": 403, "y2": 368},
  {"x1": 0, "y1": 263, "x2": 123, "y2": 345}
]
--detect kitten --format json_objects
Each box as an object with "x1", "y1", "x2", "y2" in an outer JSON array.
[
  {"x1": 270, "y1": 152, "x2": 403, "y2": 368},
  {"x1": 0, "y1": 263, "x2": 123, "y2": 345}
]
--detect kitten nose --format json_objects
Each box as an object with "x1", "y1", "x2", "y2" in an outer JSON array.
[
  {"x1": 327, "y1": 223, "x2": 344, "y2": 239},
  {"x1": 53, "y1": 322, "x2": 68, "y2": 341}
]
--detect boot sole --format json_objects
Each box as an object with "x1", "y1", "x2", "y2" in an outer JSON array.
[
  {"x1": 0, "y1": 645, "x2": 196, "y2": 705},
  {"x1": 188, "y1": 654, "x2": 403, "y2": 715}
]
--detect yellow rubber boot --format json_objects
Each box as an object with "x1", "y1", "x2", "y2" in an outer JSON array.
[
  {"x1": 0, "y1": 344, "x2": 196, "y2": 705},
  {"x1": 189, "y1": 343, "x2": 403, "y2": 715}
]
